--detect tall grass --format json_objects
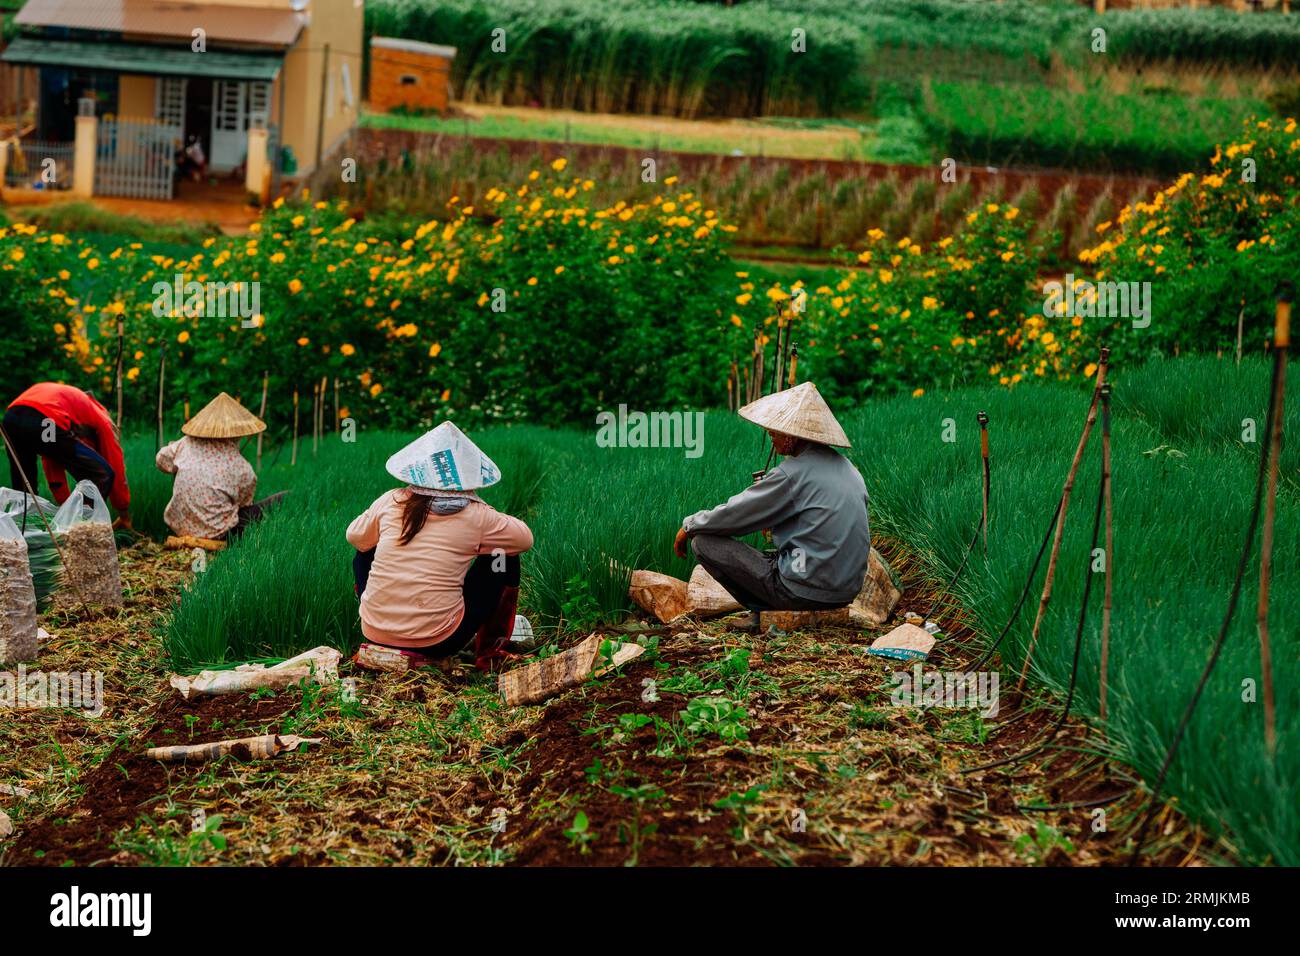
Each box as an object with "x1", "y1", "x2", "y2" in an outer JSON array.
[
  {"x1": 158, "y1": 359, "x2": 1297, "y2": 862},
  {"x1": 160, "y1": 425, "x2": 584, "y2": 669}
]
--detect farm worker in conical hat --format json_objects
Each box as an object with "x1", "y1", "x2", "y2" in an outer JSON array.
[
  {"x1": 347, "y1": 422, "x2": 535, "y2": 672},
  {"x1": 674, "y1": 381, "x2": 870, "y2": 629},
  {"x1": 156, "y1": 392, "x2": 286, "y2": 540},
  {"x1": 4, "y1": 382, "x2": 131, "y2": 528}
]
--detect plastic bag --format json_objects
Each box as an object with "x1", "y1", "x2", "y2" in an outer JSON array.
[
  {"x1": 51, "y1": 480, "x2": 122, "y2": 607},
  {"x1": 0, "y1": 513, "x2": 39, "y2": 665},
  {"x1": 0, "y1": 488, "x2": 60, "y2": 607}
]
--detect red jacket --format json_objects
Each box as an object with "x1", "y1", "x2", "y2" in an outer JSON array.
[{"x1": 8, "y1": 383, "x2": 130, "y2": 512}]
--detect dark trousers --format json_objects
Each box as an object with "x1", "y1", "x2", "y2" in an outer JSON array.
[
  {"x1": 224, "y1": 491, "x2": 289, "y2": 541},
  {"x1": 3, "y1": 405, "x2": 115, "y2": 503},
  {"x1": 353, "y1": 550, "x2": 521, "y2": 658},
  {"x1": 690, "y1": 534, "x2": 846, "y2": 613}
]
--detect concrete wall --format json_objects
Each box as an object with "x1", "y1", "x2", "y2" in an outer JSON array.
[
  {"x1": 279, "y1": 0, "x2": 364, "y2": 175},
  {"x1": 118, "y1": 74, "x2": 156, "y2": 118}
]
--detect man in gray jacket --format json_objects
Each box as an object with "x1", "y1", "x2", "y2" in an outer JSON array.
[{"x1": 674, "y1": 382, "x2": 870, "y2": 623}]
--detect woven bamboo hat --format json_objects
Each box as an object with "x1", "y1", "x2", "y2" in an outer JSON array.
[
  {"x1": 182, "y1": 392, "x2": 267, "y2": 439},
  {"x1": 386, "y1": 422, "x2": 501, "y2": 492},
  {"x1": 738, "y1": 381, "x2": 851, "y2": 448}
]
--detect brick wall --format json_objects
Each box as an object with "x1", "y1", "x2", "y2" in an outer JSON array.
[{"x1": 370, "y1": 47, "x2": 453, "y2": 114}]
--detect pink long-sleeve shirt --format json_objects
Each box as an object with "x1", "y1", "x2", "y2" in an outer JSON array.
[{"x1": 346, "y1": 489, "x2": 533, "y2": 648}]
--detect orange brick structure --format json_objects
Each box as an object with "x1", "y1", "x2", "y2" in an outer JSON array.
[{"x1": 370, "y1": 37, "x2": 456, "y2": 115}]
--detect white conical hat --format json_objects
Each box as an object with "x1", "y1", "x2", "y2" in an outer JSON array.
[
  {"x1": 738, "y1": 381, "x2": 851, "y2": 447},
  {"x1": 385, "y1": 422, "x2": 501, "y2": 491}
]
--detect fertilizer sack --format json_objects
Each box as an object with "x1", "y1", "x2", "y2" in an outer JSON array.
[
  {"x1": 0, "y1": 488, "x2": 61, "y2": 607},
  {"x1": 51, "y1": 481, "x2": 122, "y2": 608},
  {"x1": 0, "y1": 513, "x2": 40, "y2": 665}
]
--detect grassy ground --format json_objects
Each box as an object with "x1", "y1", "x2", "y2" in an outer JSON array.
[
  {"x1": 364, "y1": 106, "x2": 879, "y2": 161},
  {"x1": 0, "y1": 537, "x2": 1212, "y2": 866}
]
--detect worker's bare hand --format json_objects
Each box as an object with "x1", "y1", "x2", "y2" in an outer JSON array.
[{"x1": 673, "y1": 527, "x2": 689, "y2": 559}]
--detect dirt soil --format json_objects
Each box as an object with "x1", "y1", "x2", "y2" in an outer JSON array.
[{"x1": 0, "y1": 538, "x2": 1222, "y2": 867}]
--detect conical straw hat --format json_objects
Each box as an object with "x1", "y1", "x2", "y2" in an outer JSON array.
[
  {"x1": 738, "y1": 381, "x2": 851, "y2": 447},
  {"x1": 385, "y1": 421, "x2": 501, "y2": 491},
  {"x1": 183, "y1": 392, "x2": 266, "y2": 439}
]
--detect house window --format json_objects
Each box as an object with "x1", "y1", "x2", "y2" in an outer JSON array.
[{"x1": 400, "y1": 74, "x2": 418, "y2": 86}]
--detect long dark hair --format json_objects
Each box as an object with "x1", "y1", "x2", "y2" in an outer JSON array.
[{"x1": 398, "y1": 490, "x2": 433, "y2": 546}]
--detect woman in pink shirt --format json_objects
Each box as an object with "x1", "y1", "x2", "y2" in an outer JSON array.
[{"x1": 347, "y1": 423, "x2": 534, "y2": 672}]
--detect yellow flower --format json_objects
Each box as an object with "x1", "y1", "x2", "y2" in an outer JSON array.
[
  {"x1": 922, "y1": 296, "x2": 938, "y2": 309},
  {"x1": 730, "y1": 314, "x2": 743, "y2": 327},
  {"x1": 551, "y1": 157, "x2": 567, "y2": 172},
  {"x1": 1084, "y1": 362, "x2": 1098, "y2": 377},
  {"x1": 429, "y1": 342, "x2": 442, "y2": 358},
  {"x1": 911, "y1": 388, "x2": 925, "y2": 398},
  {"x1": 440, "y1": 389, "x2": 451, "y2": 402},
  {"x1": 527, "y1": 276, "x2": 539, "y2": 285},
  {"x1": 177, "y1": 331, "x2": 190, "y2": 343},
  {"x1": 369, "y1": 383, "x2": 383, "y2": 397},
  {"x1": 341, "y1": 344, "x2": 356, "y2": 356},
  {"x1": 554, "y1": 266, "x2": 565, "y2": 274},
  {"x1": 288, "y1": 278, "x2": 304, "y2": 293},
  {"x1": 87, "y1": 258, "x2": 99, "y2": 270},
  {"x1": 297, "y1": 336, "x2": 310, "y2": 346},
  {"x1": 126, "y1": 367, "x2": 140, "y2": 381},
  {"x1": 878, "y1": 270, "x2": 893, "y2": 284}
]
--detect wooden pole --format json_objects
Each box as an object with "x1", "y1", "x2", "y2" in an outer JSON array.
[
  {"x1": 333, "y1": 377, "x2": 340, "y2": 432},
  {"x1": 1256, "y1": 296, "x2": 1289, "y2": 756},
  {"x1": 787, "y1": 344, "x2": 798, "y2": 387},
  {"x1": 978, "y1": 410, "x2": 990, "y2": 554},
  {"x1": 1018, "y1": 347, "x2": 1109, "y2": 692},
  {"x1": 1236, "y1": 298, "x2": 1245, "y2": 366},
  {"x1": 291, "y1": 388, "x2": 299, "y2": 466},
  {"x1": 256, "y1": 370, "x2": 269, "y2": 471},
  {"x1": 319, "y1": 375, "x2": 328, "y2": 444},
  {"x1": 311, "y1": 381, "x2": 319, "y2": 456},
  {"x1": 113, "y1": 319, "x2": 125, "y2": 430},
  {"x1": 156, "y1": 347, "x2": 166, "y2": 452},
  {"x1": 1099, "y1": 383, "x2": 1114, "y2": 723},
  {"x1": 184, "y1": 399, "x2": 190, "y2": 424}
]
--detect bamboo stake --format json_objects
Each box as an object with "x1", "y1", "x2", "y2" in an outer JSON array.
[
  {"x1": 184, "y1": 399, "x2": 190, "y2": 424},
  {"x1": 256, "y1": 370, "x2": 269, "y2": 472},
  {"x1": 1017, "y1": 347, "x2": 1109, "y2": 692},
  {"x1": 291, "y1": 388, "x2": 299, "y2": 466},
  {"x1": 155, "y1": 348, "x2": 166, "y2": 452},
  {"x1": 312, "y1": 382, "x2": 319, "y2": 456},
  {"x1": 113, "y1": 319, "x2": 125, "y2": 430},
  {"x1": 1257, "y1": 295, "x2": 1289, "y2": 756},
  {"x1": 319, "y1": 375, "x2": 328, "y2": 445},
  {"x1": 1099, "y1": 383, "x2": 1114, "y2": 723},
  {"x1": 978, "y1": 410, "x2": 990, "y2": 554},
  {"x1": 787, "y1": 344, "x2": 798, "y2": 388},
  {"x1": 1236, "y1": 297, "x2": 1245, "y2": 366},
  {"x1": 333, "y1": 377, "x2": 340, "y2": 432}
]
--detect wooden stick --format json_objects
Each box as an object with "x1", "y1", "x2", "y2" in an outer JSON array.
[
  {"x1": 978, "y1": 410, "x2": 990, "y2": 554},
  {"x1": 787, "y1": 344, "x2": 798, "y2": 387},
  {"x1": 333, "y1": 377, "x2": 339, "y2": 432},
  {"x1": 291, "y1": 388, "x2": 299, "y2": 466},
  {"x1": 311, "y1": 382, "x2": 319, "y2": 456},
  {"x1": 319, "y1": 375, "x2": 328, "y2": 445},
  {"x1": 1256, "y1": 296, "x2": 1288, "y2": 756},
  {"x1": 113, "y1": 319, "x2": 125, "y2": 430},
  {"x1": 184, "y1": 399, "x2": 190, "y2": 424},
  {"x1": 1099, "y1": 384, "x2": 1114, "y2": 723},
  {"x1": 256, "y1": 370, "x2": 269, "y2": 472},
  {"x1": 155, "y1": 347, "x2": 166, "y2": 452},
  {"x1": 1236, "y1": 297, "x2": 1245, "y2": 366},
  {"x1": 1018, "y1": 347, "x2": 1109, "y2": 692}
]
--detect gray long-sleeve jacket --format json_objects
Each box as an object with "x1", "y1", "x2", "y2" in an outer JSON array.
[{"x1": 682, "y1": 444, "x2": 871, "y2": 603}]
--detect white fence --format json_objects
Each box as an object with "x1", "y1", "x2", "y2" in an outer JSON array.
[{"x1": 95, "y1": 117, "x2": 180, "y2": 200}]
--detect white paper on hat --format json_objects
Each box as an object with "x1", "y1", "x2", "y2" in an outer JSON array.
[{"x1": 385, "y1": 422, "x2": 501, "y2": 491}]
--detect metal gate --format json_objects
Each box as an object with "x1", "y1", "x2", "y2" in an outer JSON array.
[{"x1": 95, "y1": 117, "x2": 180, "y2": 200}]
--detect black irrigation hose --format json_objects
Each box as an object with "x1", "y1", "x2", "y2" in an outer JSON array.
[
  {"x1": 1126, "y1": 344, "x2": 1281, "y2": 866},
  {"x1": 961, "y1": 496, "x2": 1062, "y2": 675},
  {"x1": 962, "y1": 433, "x2": 1107, "y2": 775}
]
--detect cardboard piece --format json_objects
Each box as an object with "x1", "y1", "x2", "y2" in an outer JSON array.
[
  {"x1": 0, "y1": 809, "x2": 11, "y2": 838},
  {"x1": 165, "y1": 535, "x2": 227, "y2": 552},
  {"x1": 867, "y1": 622, "x2": 936, "y2": 661},
  {"x1": 146, "y1": 734, "x2": 322, "y2": 762},
  {"x1": 499, "y1": 633, "x2": 644, "y2": 707},
  {"x1": 628, "y1": 570, "x2": 690, "y2": 623},
  {"x1": 353, "y1": 642, "x2": 455, "y2": 673},
  {"x1": 169, "y1": 646, "x2": 341, "y2": 699}
]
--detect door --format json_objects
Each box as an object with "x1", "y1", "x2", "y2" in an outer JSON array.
[{"x1": 210, "y1": 79, "x2": 247, "y2": 171}]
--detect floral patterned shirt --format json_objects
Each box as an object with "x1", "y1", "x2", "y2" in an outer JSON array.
[{"x1": 156, "y1": 437, "x2": 256, "y2": 539}]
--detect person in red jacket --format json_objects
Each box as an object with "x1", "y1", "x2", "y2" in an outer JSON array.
[{"x1": 3, "y1": 382, "x2": 131, "y2": 528}]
